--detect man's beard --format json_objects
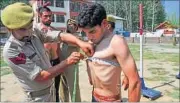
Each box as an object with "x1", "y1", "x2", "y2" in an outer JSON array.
[{"x1": 43, "y1": 22, "x2": 51, "y2": 26}]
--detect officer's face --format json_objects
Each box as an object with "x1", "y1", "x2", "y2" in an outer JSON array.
[
  {"x1": 67, "y1": 23, "x2": 78, "y2": 33},
  {"x1": 40, "y1": 11, "x2": 52, "y2": 26},
  {"x1": 12, "y1": 21, "x2": 33, "y2": 40},
  {"x1": 80, "y1": 19, "x2": 108, "y2": 44}
]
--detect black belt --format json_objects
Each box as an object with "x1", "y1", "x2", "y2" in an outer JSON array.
[{"x1": 27, "y1": 86, "x2": 51, "y2": 97}]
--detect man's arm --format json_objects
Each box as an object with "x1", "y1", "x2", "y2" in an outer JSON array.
[
  {"x1": 35, "y1": 28, "x2": 94, "y2": 57},
  {"x1": 60, "y1": 32, "x2": 94, "y2": 56},
  {"x1": 112, "y1": 35, "x2": 141, "y2": 102},
  {"x1": 60, "y1": 32, "x2": 81, "y2": 46},
  {"x1": 34, "y1": 60, "x2": 67, "y2": 82},
  {"x1": 35, "y1": 52, "x2": 84, "y2": 82}
]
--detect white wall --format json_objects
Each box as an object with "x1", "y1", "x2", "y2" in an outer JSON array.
[
  {"x1": 115, "y1": 20, "x2": 123, "y2": 31},
  {"x1": 48, "y1": 0, "x2": 70, "y2": 28},
  {"x1": 114, "y1": 20, "x2": 124, "y2": 34},
  {"x1": 51, "y1": 22, "x2": 66, "y2": 27}
]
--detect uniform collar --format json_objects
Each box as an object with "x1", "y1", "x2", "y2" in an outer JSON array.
[
  {"x1": 9, "y1": 33, "x2": 35, "y2": 47},
  {"x1": 9, "y1": 34, "x2": 25, "y2": 47}
]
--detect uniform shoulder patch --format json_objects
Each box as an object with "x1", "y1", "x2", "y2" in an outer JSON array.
[
  {"x1": 10, "y1": 43, "x2": 18, "y2": 49},
  {"x1": 9, "y1": 53, "x2": 26, "y2": 65}
]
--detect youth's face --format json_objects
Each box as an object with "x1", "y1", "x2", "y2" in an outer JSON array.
[
  {"x1": 81, "y1": 19, "x2": 108, "y2": 44},
  {"x1": 40, "y1": 11, "x2": 52, "y2": 26}
]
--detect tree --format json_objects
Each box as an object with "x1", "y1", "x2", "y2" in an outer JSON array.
[
  {"x1": 92, "y1": 0, "x2": 166, "y2": 32},
  {"x1": 154, "y1": 0, "x2": 166, "y2": 29},
  {"x1": 167, "y1": 13, "x2": 179, "y2": 27}
]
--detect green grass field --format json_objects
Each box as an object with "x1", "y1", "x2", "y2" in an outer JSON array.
[
  {"x1": 1, "y1": 56, "x2": 12, "y2": 76},
  {"x1": 128, "y1": 44, "x2": 179, "y2": 65},
  {"x1": 1, "y1": 46, "x2": 12, "y2": 76}
]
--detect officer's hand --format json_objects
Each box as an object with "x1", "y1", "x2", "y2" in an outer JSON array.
[
  {"x1": 77, "y1": 41, "x2": 94, "y2": 57},
  {"x1": 66, "y1": 52, "x2": 84, "y2": 65},
  {"x1": 122, "y1": 76, "x2": 129, "y2": 90}
]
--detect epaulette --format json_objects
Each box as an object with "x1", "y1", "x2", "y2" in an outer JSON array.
[{"x1": 10, "y1": 43, "x2": 18, "y2": 50}]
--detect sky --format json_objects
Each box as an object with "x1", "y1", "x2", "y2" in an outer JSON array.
[{"x1": 161, "y1": 0, "x2": 180, "y2": 19}]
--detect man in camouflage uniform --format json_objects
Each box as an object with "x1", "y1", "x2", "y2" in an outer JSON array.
[{"x1": 61, "y1": 19, "x2": 81, "y2": 102}]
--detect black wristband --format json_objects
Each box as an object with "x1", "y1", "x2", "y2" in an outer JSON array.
[{"x1": 50, "y1": 58, "x2": 60, "y2": 66}]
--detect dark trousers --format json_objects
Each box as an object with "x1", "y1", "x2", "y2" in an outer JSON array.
[
  {"x1": 51, "y1": 58, "x2": 60, "y2": 102},
  {"x1": 92, "y1": 95, "x2": 98, "y2": 102},
  {"x1": 55, "y1": 75, "x2": 60, "y2": 102}
]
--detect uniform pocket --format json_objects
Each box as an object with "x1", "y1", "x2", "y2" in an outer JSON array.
[{"x1": 28, "y1": 52, "x2": 41, "y2": 62}]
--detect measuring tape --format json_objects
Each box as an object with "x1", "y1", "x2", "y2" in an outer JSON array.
[{"x1": 86, "y1": 57, "x2": 120, "y2": 67}]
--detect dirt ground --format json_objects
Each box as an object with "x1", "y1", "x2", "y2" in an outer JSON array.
[{"x1": 1, "y1": 44, "x2": 179, "y2": 102}]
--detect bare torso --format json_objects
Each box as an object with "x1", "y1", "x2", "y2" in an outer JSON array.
[{"x1": 87, "y1": 33, "x2": 122, "y2": 101}]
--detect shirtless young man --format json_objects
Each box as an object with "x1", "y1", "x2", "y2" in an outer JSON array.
[
  {"x1": 106, "y1": 15, "x2": 129, "y2": 91},
  {"x1": 77, "y1": 3, "x2": 141, "y2": 102}
]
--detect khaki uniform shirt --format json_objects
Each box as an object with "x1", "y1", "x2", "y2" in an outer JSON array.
[{"x1": 3, "y1": 24, "x2": 61, "y2": 92}]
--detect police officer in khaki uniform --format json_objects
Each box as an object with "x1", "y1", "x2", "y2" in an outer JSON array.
[
  {"x1": 61, "y1": 19, "x2": 81, "y2": 102},
  {"x1": 1, "y1": 2, "x2": 94, "y2": 102}
]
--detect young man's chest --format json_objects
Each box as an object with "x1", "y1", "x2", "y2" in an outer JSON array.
[{"x1": 87, "y1": 36, "x2": 121, "y2": 84}]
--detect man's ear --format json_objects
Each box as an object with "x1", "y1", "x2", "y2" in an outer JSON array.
[{"x1": 101, "y1": 19, "x2": 108, "y2": 28}]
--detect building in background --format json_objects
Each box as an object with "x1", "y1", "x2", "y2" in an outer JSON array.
[
  {"x1": 154, "y1": 21, "x2": 178, "y2": 37},
  {"x1": 107, "y1": 14, "x2": 126, "y2": 35},
  {"x1": 0, "y1": 0, "x2": 93, "y2": 45},
  {"x1": 35, "y1": 0, "x2": 92, "y2": 31}
]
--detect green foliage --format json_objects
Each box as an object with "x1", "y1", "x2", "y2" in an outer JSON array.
[
  {"x1": 0, "y1": 59, "x2": 8, "y2": 67},
  {"x1": 1, "y1": 67, "x2": 12, "y2": 76},
  {"x1": 96, "y1": 0, "x2": 166, "y2": 32},
  {"x1": 166, "y1": 88, "x2": 180, "y2": 100},
  {"x1": 145, "y1": 75, "x2": 169, "y2": 81},
  {"x1": 167, "y1": 13, "x2": 180, "y2": 27}
]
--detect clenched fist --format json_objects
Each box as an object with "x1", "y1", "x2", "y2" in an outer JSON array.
[{"x1": 66, "y1": 52, "x2": 84, "y2": 65}]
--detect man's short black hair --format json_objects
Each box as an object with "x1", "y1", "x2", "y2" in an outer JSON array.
[
  {"x1": 37, "y1": 6, "x2": 51, "y2": 15},
  {"x1": 77, "y1": 3, "x2": 106, "y2": 28}
]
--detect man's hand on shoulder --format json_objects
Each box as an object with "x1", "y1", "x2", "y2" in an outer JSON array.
[{"x1": 77, "y1": 40, "x2": 94, "y2": 57}]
